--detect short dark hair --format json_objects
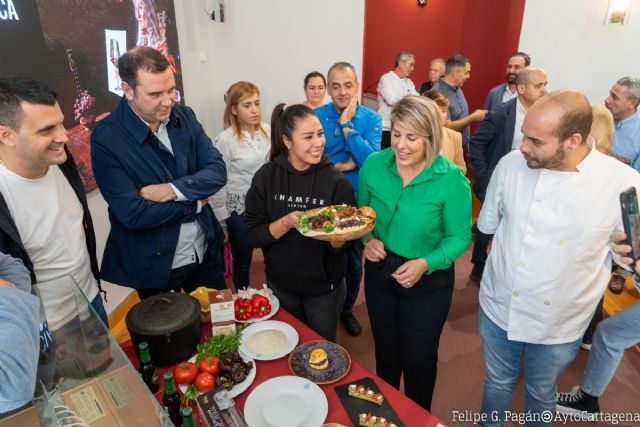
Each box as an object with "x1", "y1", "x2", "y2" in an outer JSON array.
[
  {"x1": 270, "y1": 103, "x2": 317, "y2": 160},
  {"x1": 548, "y1": 90, "x2": 593, "y2": 143},
  {"x1": 118, "y1": 47, "x2": 170, "y2": 89},
  {"x1": 510, "y1": 51, "x2": 531, "y2": 66},
  {"x1": 445, "y1": 54, "x2": 469, "y2": 74},
  {"x1": 0, "y1": 76, "x2": 57, "y2": 130},
  {"x1": 304, "y1": 71, "x2": 326, "y2": 88}
]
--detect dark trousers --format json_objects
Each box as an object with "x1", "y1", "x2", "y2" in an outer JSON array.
[
  {"x1": 227, "y1": 212, "x2": 253, "y2": 289},
  {"x1": 343, "y1": 239, "x2": 364, "y2": 314},
  {"x1": 365, "y1": 259, "x2": 454, "y2": 411},
  {"x1": 471, "y1": 230, "x2": 493, "y2": 274},
  {"x1": 381, "y1": 131, "x2": 391, "y2": 150},
  {"x1": 584, "y1": 297, "x2": 605, "y2": 338},
  {"x1": 270, "y1": 280, "x2": 346, "y2": 342},
  {"x1": 137, "y1": 249, "x2": 226, "y2": 300}
]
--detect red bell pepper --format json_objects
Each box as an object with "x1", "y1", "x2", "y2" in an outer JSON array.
[
  {"x1": 251, "y1": 294, "x2": 271, "y2": 318},
  {"x1": 234, "y1": 298, "x2": 253, "y2": 321}
]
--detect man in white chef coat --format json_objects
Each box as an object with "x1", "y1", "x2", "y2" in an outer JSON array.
[{"x1": 476, "y1": 90, "x2": 640, "y2": 427}]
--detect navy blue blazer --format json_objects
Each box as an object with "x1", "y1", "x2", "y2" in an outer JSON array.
[
  {"x1": 469, "y1": 97, "x2": 517, "y2": 202},
  {"x1": 484, "y1": 83, "x2": 508, "y2": 111},
  {"x1": 91, "y1": 98, "x2": 227, "y2": 289}
]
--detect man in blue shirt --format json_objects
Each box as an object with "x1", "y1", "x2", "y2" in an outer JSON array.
[
  {"x1": 315, "y1": 61, "x2": 381, "y2": 336},
  {"x1": 607, "y1": 76, "x2": 640, "y2": 172},
  {"x1": 433, "y1": 54, "x2": 486, "y2": 146}
]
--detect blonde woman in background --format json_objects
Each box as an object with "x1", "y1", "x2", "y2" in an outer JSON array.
[
  {"x1": 210, "y1": 82, "x2": 270, "y2": 290},
  {"x1": 422, "y1": 89, "x2": 466, "y2": 173},
  {"x1": 591, "y1": 104, "x2": 615, "y2": 155}
]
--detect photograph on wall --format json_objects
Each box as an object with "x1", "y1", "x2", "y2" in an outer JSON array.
[{"x1": 0, "y1": 0, "x2": 183, "y2": 192}]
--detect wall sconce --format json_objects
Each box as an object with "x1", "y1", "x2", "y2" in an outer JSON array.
[
  {"x1": 605, "y1": 0, "x2": 632, "y2": 25},
  {"x1": 418, "y1": 0, "x2": 426, "y2": 7}
]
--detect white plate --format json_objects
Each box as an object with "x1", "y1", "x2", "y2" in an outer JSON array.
[
  {"x1": 178, "y1": 353, "x2": 256, "y2": 398},
  {"x1": 235, "y1": 295, "x2": 280, "y2": 323},
  {"x1": 239, "y1": 320, "x2": 299, "y2": 361},
  {"x1": 244, "y1": 376, "x2": 328, "y2": 427}
]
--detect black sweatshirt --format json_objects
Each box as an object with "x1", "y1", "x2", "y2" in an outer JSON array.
[{"x1": 245, "y1": 153, "x2": 354, "y2": 295}]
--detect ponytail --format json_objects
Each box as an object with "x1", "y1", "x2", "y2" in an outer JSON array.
[{"x1": 270, "y1": 103, "x2": 316, "y2": 161}]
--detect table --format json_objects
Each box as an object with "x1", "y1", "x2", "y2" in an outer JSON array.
[{"x1": 122, "y1": 308, "x2": 445, "y2": 427}]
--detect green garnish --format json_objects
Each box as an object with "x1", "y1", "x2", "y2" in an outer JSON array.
[
  {"x1": 323, "y1": 223, "x2": 335, "y2": 233},
  {"x1": 195, "y1": 326, "x2": 244, "y2": 364},
  {"x1": 181, "y1": 383, "x2": 198, "y2": 407}
]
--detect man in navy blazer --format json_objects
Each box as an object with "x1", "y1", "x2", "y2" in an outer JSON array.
[
  {"x1": 483, "y1": 52, "x2": 531, "y2": 112},
  {"x1": 469, "y1": 67, "x2": 548, "y2": 284},
  {"x1": 91, "y1": 47, "x2": 227, "y2": 298}
]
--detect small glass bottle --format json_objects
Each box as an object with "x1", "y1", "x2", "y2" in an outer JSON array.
[
  {"x1": 181, "y1": 407, "x2": 196, "y2": 427},
  {"x1": 137, "y1": 341, "x2": 159, "y2": 393},
  {"x1": 163, "y1": 371, "x2": 182, "y2": 426}
]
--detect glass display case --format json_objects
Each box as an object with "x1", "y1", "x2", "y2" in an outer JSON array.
[{"x1": 0, "y1": 277, "x2": 173, "y2": 427}]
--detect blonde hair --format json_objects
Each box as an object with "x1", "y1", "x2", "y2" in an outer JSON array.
[
  {"x1": 223, "y1": 81, "x2": 266, "y2": 140},
  {"x1": 390, "y1": 95, "x2": 442, "y2": 168},
  {"x1": 590, "y1": 104, "x2": 614, "y2": 156}
]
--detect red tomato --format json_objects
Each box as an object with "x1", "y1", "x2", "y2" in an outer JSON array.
[
  {"x1": 195, "y1": 372, "x2": 215, "y2": 392},
  {"x1": 173, "y1": 361, "x2": 198, "y2": 385},
  {"x1": 198, "y1": 355, "x2": 220, "y2": 376}
]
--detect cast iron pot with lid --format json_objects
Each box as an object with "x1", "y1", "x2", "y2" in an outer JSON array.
[{"x1": 126, "y1": 292, "x2": 200, "y2": 366}]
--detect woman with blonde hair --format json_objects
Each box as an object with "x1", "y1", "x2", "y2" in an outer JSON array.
[
  {"x1": 591, "y1": 104, "x2": 615, "y2": 156},
  {"x1": 358, "y1": 95, "x2": 471, "y2": 410},
  {"x1": 423, "y1": 89, "x2": 466, "y2": 173},
  {"x1": 210, "y1": 81, "x2": 270, "y2": 289}
]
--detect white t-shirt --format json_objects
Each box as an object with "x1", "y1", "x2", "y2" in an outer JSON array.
[
  {"x1": 377, "y1": 71, "x2": 418, "y2": 131},
  {"x1": 0, "y1": 164, "x2": 98, "y2": 330}
]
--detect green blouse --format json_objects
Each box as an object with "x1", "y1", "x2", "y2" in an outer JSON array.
[{"x1": 357, "y1": 149, "x2": 472, "y2": 274}]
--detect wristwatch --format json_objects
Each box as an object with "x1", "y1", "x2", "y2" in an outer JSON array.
[{"x1": 340, "y1": 121, "x2": 354, "y2": 130}]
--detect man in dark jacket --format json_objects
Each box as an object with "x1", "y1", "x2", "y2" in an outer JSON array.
[
  {"x1": 469, "y1": 67, "x2": 548, "y2": 284},
  {"x1": 91, "y1": 47, "x2": 227, "y2": 298}
]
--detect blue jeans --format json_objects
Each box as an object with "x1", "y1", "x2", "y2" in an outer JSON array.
[
  {"x1": 227, "y1": 212, "x2": 253, "y2": 289},
  {"x1": 342, "y1": 239, "x2": 363, "y2": 314},
  {"x1": 90, "y1": 294, "x2": 109, "y2": 328},
  {"x1": 479, "y1": 308, "x2": 581, "y2": 427},
  {"x1": 582, "y1": 301, "x2": 640, "y2": 396}
]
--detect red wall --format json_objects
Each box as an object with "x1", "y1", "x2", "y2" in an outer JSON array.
[{"x1": 363, "y1": 0, "x2": 526, "y2": 112}]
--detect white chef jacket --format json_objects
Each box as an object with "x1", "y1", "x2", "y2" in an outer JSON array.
[
  {"x1": 377, "y1": 71, "x2": 418, "y2": 131},
  {"x1": 478, "y1": 141, "x2": 640, "y2": 344}
]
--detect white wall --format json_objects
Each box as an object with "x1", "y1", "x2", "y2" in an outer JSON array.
[
  {"x1": 174, "y1": 0, "x2": 366, "y2": 136},
  {"x1": 519, "y1": 0, "x2": 640, "y2": 103},
  {"x1": 95, "y1": 0, "x2": 366, "y2": 313}
]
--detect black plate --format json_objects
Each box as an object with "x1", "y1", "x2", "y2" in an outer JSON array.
[{"x1": 334, "y1": 377, "x2": 404, "y2": 427}]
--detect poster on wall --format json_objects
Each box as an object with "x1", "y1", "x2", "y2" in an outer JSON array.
[{"x1": 0, "y1": 0, "x2": 183, "y2": 192}]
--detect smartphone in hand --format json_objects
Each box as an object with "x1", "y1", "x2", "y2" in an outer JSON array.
[{"x1": 620, "y1": 187, "x2": 640, "y2": 260}]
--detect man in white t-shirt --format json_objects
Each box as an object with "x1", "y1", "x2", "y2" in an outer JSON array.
[
  {"x1": 0, "y1": 76, "x2": 105, "y2": 330},
  {"x1": 377, "y1": 51, "x2": 418, "y2": 149}
]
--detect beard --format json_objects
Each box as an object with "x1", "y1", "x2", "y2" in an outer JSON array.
[
  {"x1": 506, "y1": 73, "x2": 517, "y2": 84},
  {"x1": 524, "y1": 144, "x2": 566, "y2": 170}
]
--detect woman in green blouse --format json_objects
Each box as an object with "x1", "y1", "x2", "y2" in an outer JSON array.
[{"x1": 358, "y1": 95, "x2": 471, "y2": 410}]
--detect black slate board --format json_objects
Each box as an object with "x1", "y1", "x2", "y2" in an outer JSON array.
[{"x1": 334, "y1": 377, "x2": 404, "y2": 427}]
